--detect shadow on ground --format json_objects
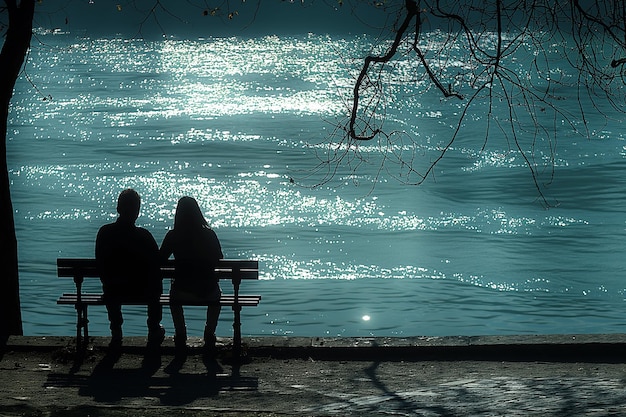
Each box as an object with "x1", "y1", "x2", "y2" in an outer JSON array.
[{"x1": 45, "y1": 347, "x2": 258, "y2": 407}]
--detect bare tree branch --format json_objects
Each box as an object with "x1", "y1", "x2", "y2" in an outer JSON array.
[{"x1": 314, "y1": 0, "x2": 626, "y2": 206}]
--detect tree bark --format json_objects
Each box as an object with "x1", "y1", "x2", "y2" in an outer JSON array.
[{"x1": 0, "y1": 0, "x2": 36, "y2": 341}]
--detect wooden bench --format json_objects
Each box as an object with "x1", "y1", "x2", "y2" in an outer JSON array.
[{"x1": 57, "y1": 258, "x2": 260, "y2": 357}]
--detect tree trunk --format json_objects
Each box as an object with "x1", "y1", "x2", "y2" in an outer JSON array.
[{"x1": 0, "y1": 0, "x2": 36, "y2": 342}]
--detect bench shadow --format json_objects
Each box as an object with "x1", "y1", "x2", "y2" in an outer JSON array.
[{"x1": 45, "y1": 349, "x2": 258, "y2": 406}]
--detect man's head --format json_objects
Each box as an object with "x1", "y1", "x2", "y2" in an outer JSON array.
[{"x1": 116, "y1": 188, "x2": 141, "y2": 221}]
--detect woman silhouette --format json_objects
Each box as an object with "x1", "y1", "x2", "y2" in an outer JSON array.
[{"x1": 160, "y1": 196, "x2": 223, "y2": 352}]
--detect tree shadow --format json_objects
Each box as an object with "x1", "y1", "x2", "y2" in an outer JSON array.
[
  {"x1": 361, "y1": 360, "x2": 457, "y2": 416},
  {"x1": 358, "y1": 340, "x2": 626, "y2": 416},
  {"x1": 357, "y1": 340, "x2": 459, "y2": 416}
]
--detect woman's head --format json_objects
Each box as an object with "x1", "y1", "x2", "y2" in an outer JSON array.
[{"x1": 174, "y1": 196, "x2": 208, "y2": 230}]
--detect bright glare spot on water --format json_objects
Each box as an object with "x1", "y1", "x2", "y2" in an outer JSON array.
[{"x1": 362, "y1": 315, "x2": 371, "y2": 321}]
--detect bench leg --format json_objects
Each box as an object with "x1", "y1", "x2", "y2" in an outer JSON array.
[
  {"x1": 232, "y1": 306, "x2": 242, "y2": 359},
  {"x1": 83, "y1": 306, "x2": 89, "y2": 344},
  {"x1": 75, "y1": 305, "x2": 89, "y2": 350}
]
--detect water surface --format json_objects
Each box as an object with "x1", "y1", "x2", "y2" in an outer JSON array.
[{"x1": 8, "y1": 31, "x2": 626, "y2": 338}]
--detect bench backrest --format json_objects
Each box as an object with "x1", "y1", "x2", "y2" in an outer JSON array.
[{"x1": 57, "y1": 258, "x2": 259, "y2": 281}]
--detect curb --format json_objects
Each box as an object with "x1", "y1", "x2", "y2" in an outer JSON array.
[{"x1": 4, "y1": 334, "x2": 626, "y2": 362}]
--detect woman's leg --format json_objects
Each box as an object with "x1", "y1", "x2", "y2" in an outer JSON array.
[
  {"x1": 170, "y1": 300, "x2": 187, "y2": 347},
  {"x1": 204, "y1": 303, "x2": 221, "y2": 348}
]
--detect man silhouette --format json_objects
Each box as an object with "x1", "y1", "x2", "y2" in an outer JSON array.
[{"x1": 95, "y1": 189, "x2": 164, "y2": 348}]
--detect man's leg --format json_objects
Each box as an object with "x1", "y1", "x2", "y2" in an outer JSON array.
[
  {"x1": 105, "y1": 303, "x2": 123, "y2": 347},
  {"x1": 147, "y1": 300, "x2": 164, "y2": 346}
]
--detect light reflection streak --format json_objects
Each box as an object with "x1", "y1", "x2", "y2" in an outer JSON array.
[{"x1": 13, "y1": 161, "x2": 555, "y2": 237}]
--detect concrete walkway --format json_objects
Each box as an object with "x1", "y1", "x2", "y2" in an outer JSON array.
[{"x1": 1, "y1": 334, "x2": 626, "y2": 416}]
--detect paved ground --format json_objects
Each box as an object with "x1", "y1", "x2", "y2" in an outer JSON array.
[{"x1": 1, "y1": 334, "x2": 626, "y2": 416}]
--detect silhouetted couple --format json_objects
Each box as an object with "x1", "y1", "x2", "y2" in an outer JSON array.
[{"x1": 95, "y1": 189, "x2": 223, "y2": 352}]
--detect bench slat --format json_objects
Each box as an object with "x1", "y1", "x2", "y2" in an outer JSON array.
[
  {"x1": 57, "y1": 293, "x2": 261, "y2": 307},
  {"x1": 58, "y1": 258, "x2": 259, "y2": 280}
]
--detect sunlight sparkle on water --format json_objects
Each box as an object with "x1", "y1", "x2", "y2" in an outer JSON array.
[{"x1": 11, "y1": 30, "x2": 626, "y2": 338}]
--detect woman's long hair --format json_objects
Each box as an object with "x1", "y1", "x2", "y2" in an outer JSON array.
[{"x1": 174, "y1": 196, "x2": 209, "y2": 231}]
